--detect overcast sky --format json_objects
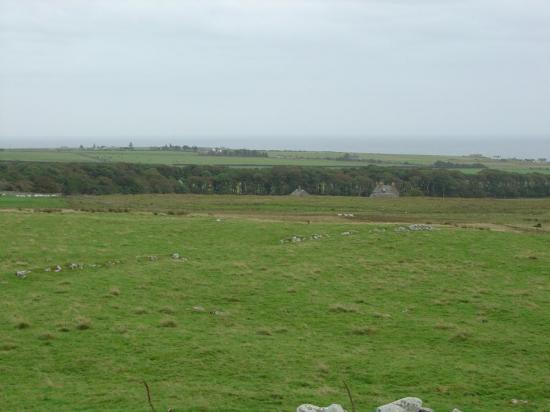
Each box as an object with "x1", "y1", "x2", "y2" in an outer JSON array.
[{"x1": 0, "y1": 0, "x2": 549, "y2": 152}]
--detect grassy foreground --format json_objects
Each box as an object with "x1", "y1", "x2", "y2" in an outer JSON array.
[{"x1": 1, "y1": 197, "x2": 549, "y2": 411}]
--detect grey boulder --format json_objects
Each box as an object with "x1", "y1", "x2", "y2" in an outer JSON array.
[
  {"x1": 377, "y1": 397, "x2": 432, "y2": 412},
  {"x1": 297, "y1": 404, "x2": 346, "y2": 412}
]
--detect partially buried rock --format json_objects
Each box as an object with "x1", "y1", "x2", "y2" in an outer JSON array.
[
  {"x1": 15, "y1": 270, "x2": 30, "y2": 278},
  {"x1": 211, "y1": 310, "x2": 226, "y2": 316},
  {"x1": 54, "y1": 265, "x2": 62, "y2": 272},
  {"x1": 376, "y1": 397, "x2": 432, "y2": 412},
  {"x1": 171, "y1": 253, "x2": 187, "y2": 261},
  {"x1": 297, "y1": 404, "x2": 346, "y2": 412},
  {"x1": 192, "y1": 306, "x2": 206, "y2": 312}
]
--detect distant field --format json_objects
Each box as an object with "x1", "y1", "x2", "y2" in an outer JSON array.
[
  {"x1": 66, "y1": 195, "x2": 550, "y2": 230},
  {"x1": 0, "y1": 149, "x2": 367, "y2": 167},
  {"x1": 1, "y1": 194, "x2": 549, "y2": 411},
  {"x1": 269, "y1": 150, "x2": 550, "y2": 173},
  {"x1": 1, "y1": 149, "x2": 549, "y2": 173}
]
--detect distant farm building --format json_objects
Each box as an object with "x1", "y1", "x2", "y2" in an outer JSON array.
[
  {"x1": 370, "y1": 183, "x2": 399, "y2": 198},
  {"x1": 290, "y1": 189, "x2": 310, "y2": 197}
]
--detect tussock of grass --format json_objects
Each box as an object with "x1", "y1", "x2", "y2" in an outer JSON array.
[
  {"x1": 134, "y1": 307, "x2": 147, "y2": 315},
  {"x1": 14, "y1": 319, "x2": 30, "y2": 330},
  {"x1": 159, "y1": 306, "x2": 175, "y2": 314},
  {"x1": 435, "y1": 322, "x2": 457, "y2": 331},
  {"x1": 316, "y1": 363, "x2": 330, "y2": 375},
  {"x1": 38, "y1": 332, "x2": 55, "y2": 341},
  {"x1": 1, "y1": 342, "x2": 18, "y2": 351},
  {"x1": 75, "y1": 317, "x2": 91, "y2": 330},
  {"x1": 351, "y1": 325, "x2": 377, "y2": 336},
  {"x1": 57, "y1": 323, "x2": 70, "y2": 332},
  {"x1": 113, "y1": 325, "x2": 128, "y2": 334},
  {"x1": 159, "y1": 318, "x2": 177, "y2": 328},
  {"x1": 450, "y1": 331, "x2": 473, "y2": 342},
  {"x1": 109, "y1": 287, "x2": 120, "y2": 296},
  {"x1": 329, "y1": 303, "x2": 358, "y2": 313},
  {"x1": 273, "y1": 327, "x2": 288, "y2": 334}
]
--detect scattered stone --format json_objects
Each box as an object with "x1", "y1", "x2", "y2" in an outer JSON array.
[
  {"x1": 192, "y1": 306, "x2": 206, "y2": 312},
  {"x1": 54, "y1": 265, "x2": 62, "y2": 272},
  {"x1": 281, "y1": 234, "x2": 328, "y2": 243},
  {"x1": 69, "y1": 263, "x2": 83, "y2": 270},
  {"x1": 148, "y1": 255, "x2": 158, "y2": 261},
  {"x1": 216, "y1": 218, "x2": 223, "y2": 222},
  {"x1": 169, "y1": 253, "x2": 187, "y2": 262},
  {"x1": 341, "y1": 230, "x2": 357, "y2": 236},
  {"x1": 280, "y1": 235, "x2": 304, "y2": 243},
  {"x1": 511, "y1": 399, "x2": 528, "y2": 405},
  {"x1": 310, "y1": 234, "x2": 328, "y2": 240},
  {"x1": 395, "y1": 224, "x2": 433, "y2": 232},
  {"x1": 15, "y1": 270, "x2": 30, "y2": 278},
  {"x1": 44, "y1": 267, "x2": 51, "y2": 272},
  {"x1": 297, "y1": 404, "x2": 346, "y2": 412},
  {"x1": 211, "y1": 310, "x2": 227, "y2": 316},
  {"x1": 408, "y1": 224, "x2": 433, "y2": 231},
  {"x1": 337, "y1": 213, "x2": 354, "y2": 217}
]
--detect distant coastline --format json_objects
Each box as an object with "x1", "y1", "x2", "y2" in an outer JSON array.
[{"x1": 0, "y1": 136, "x2": 548, "y2": 159}]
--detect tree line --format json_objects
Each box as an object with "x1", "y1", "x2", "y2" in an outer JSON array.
[{"x1": 1, "y1": 161, "x2": 549, "y2": 198}]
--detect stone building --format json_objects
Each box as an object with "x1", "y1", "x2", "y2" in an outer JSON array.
[
  {"x1": 370, "y1": 182, "x2": 399, "y2": 198},
  {"x1": 290, "y1": 188, "x2": 310, "y2": 197}
]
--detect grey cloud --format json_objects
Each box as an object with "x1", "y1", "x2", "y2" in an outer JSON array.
[{"x1": 0, "y1": 0, "x2": 549, "y2": 143}]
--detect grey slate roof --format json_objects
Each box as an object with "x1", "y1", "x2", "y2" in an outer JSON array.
[{"x1": 370, "y1": 183, "x2": 399, "y2": 198}]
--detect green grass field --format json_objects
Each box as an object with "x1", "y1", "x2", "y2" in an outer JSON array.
[
  {"x1": 1, "y1": 195, "x2": 549, "y2": 411},
  {"x1": 0, "y1": 196, "x2": 67, "y2": 209},
  {"x1": 2, "y1": 149, "x2": 549, "y2": 173},
  {"x1": 63, "y1": 194, "x2": 550, "y2": 230}
]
